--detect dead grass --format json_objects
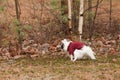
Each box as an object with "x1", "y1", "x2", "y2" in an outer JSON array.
[{"x1": 0, "y1": 54, "x2": 120, "y2": 80}]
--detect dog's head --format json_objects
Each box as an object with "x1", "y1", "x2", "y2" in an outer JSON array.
[
  {"x1": 61, "y1": 39, "x2": 71, "y2": 51},
  {"x1": 56, "y1": 39, "x2": 72, "y2": 51}
]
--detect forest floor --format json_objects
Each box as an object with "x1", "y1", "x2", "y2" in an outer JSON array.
[
  {"x1": 0, "y1": 0, "x2": 120, "y2": 80},
  {"x1": 0, "y1": 54, "x2": 120, "y2": 80}
]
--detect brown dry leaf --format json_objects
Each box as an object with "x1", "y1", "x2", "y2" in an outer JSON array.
[
  {"x1": 109, "y1": 48, "x2": 116, "y2": 54},
  {"x1": 96, "y1": 40, "x2": 104, "y2": 47},
  {"x1": 49, "y1": 45, "x2": 56, "y2": 53},
  {"x1": 0, "y1": 48, "x2": 2, "y2": 56}
]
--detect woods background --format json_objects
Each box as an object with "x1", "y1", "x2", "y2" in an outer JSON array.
[
  {"x1": 0, "y1": 0, "x2": 120, "y2": 80},
  {"x1": 0, "y1": 0, "x2": 120, "y2": 58}
]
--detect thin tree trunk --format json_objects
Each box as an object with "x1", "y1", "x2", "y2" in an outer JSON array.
[
  {"x1": 68, "y1": 0, "x2": 72, "y2": 32},
  {"x1": 78, "y1": 0, "x2": 84, "y2": 41},
  {"x1": 92, "y1": 0, "x2": 100, "y2": 29},
  {"x1": 15, "y1": 0, "x2": 21, "y2": 20},
  {"x1": 88, "y1": 0, "x2": 92, "y2": 41},
  {"x1": 72, "y1": 0, "x2": 79, "y2": 34},
  {"x1": 14, "y1": 0, "x2": 22, "y2": 50},
  {"x1": 61, "y1": 0, "x2": 69, "y2": 34},
  {"x1": 109, "y1": 0, "x2": 112, "y2": 29}
]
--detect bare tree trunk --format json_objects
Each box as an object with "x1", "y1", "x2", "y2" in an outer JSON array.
[
  {"x1": 109, "y1": 0, "x2": 112, "y2": 29},
  {"x1": 88, "y1": 0, "x2": 92, "y2": 41},
  {"x1": 78, "y1": 0, "x2": 84, "y2": 41},
  {"x1": 87, "y1": 0, "x2": 102, "y2": 41},
  {"x1": 15, "y1": 0, "x2": 21, "y2": 20},
  {"x1": 14, "y1": 0, "x2": 22, "y2": 50},
  {"x1": 72, "y1": 0, "x2": 79, "y2": 34},
  {"x1": 61, "y1": 0, "x2": 69, "y2": 34},
  {"x1": 68, "y1": 0, "x2": 72, "y2": 33},
  {"x1": 92, "y1": 0, "x2": 100, "y2": 30}
]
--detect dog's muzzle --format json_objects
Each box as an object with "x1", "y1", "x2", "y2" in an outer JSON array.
[
  {"x1": 56, "y1": 44, "x2": 64, "y2": 51},
  {"x1": 56, "y1": 43, "x2": 64, "y2": 51}
]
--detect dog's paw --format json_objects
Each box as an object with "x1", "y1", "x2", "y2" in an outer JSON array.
[
  {"x1": 71, "y1": 60, "x2": 75, "y2": 62},
  {"x1": 70, "y1": 59, "x2": 75, "y2": 62},
  {"x1": 72, "y1": 59, "x2": 77, "y2": 62}
]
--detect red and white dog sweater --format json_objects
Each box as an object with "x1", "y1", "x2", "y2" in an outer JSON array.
[{"x1": 67, "y1": 42, "x2": 84, "y2": 55}]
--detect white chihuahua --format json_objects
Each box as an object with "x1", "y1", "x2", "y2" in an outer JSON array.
[{"x1": 61, "y1": 39, "x2": 96, "y2": 61}]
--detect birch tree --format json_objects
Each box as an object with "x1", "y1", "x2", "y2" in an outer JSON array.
[
  {"x1": 78, "y1": 0, "x2": 84, "y2": 41},
  {"x1": 68, "y1": 0, "x2": 72, "y2": 33}
]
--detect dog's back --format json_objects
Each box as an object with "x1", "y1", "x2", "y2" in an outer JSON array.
[{"x1": 67, "y1": 42, "x2": 84, "y2": 55}]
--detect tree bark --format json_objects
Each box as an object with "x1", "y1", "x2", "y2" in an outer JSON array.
[
  {"x1": 88, "y1": 0, "x2": 92, "y2": 41},
  {"x1": 72, "y1": 0, "x2": 79, "y2": 34},
  {"x1": 78, "y1": 0, "x2": 84, "y2": 41},
  {"x1": 15, "y1": 0, "x2": 20, "y2": 20},
  {"x1": 61, "y1": 0, "x2": 69, "y2": 34},
  {"x1": 14, "y1": 0, "x2": 22, "y2": 50},
  {"x1": 109, "y1": 0, "x2": 112, "y2": 28},
  {"x1": 68, "y1": 0, "x2": 72, "y2": 33}
]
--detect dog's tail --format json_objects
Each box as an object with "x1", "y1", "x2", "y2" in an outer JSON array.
[{"x1": 84, "y1": 46, "x2": 96, "y2": 59}]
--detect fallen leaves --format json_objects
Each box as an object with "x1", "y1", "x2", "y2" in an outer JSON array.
[
  {"x1": 93, "y1": 34, "x2": 120, "y2": 55},
  {"x1": 0, "y1": 33, "x2": 120, "y2": 60}
]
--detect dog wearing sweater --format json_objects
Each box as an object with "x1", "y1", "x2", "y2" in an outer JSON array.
[{"x1": 61, "y1": 39, "x2": 96, "y2": 61}]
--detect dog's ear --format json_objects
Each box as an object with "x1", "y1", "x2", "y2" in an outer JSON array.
[
  {"x1": 61, "y1": 40, "x2": 64, "y2": 43},
  {"x1": 63, "y1": 39, "x2": 67, "y2": 42},
  {"x1": 62, "y1": 39, "x2": 66, "y2": 43},
  {"x1": 61, "y1": 39, "x2": 69, "y2": 44}
]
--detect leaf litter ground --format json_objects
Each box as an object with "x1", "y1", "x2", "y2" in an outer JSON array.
[{"x1": 0, "y1": 54, "x2": 120, "y2": 80}]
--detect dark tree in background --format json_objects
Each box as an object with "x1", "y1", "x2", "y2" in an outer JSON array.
[
  {"x1": 61, "y1": 0, "x2": 69, "y2": 34},
  {"x1": 88, "y1": 0, "x2": 93, "y2": 41},
  {"x1": 14, "y1": 0, "x2": 22, "y2": 50},
  {"x1": 72, "y1": 0, "x2": 79, "y2": 34},
  {"x1": 109, "y1": 0, "x2": 112, "y2": 30}
]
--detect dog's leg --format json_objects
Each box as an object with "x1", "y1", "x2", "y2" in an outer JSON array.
[
  {"x1": 73, "y1": 56, "x2": 77, "y2": 62},
  {"x1": 70, "y1": 55, "x2": 74, "y2": 61},
  {"x1": 73, "y1": 50, "x2": 83, "y2": 62}
]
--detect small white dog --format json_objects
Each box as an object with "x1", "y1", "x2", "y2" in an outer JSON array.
[{"x1": 61, "y1": 39, "x2": 96, "y2": 61}]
